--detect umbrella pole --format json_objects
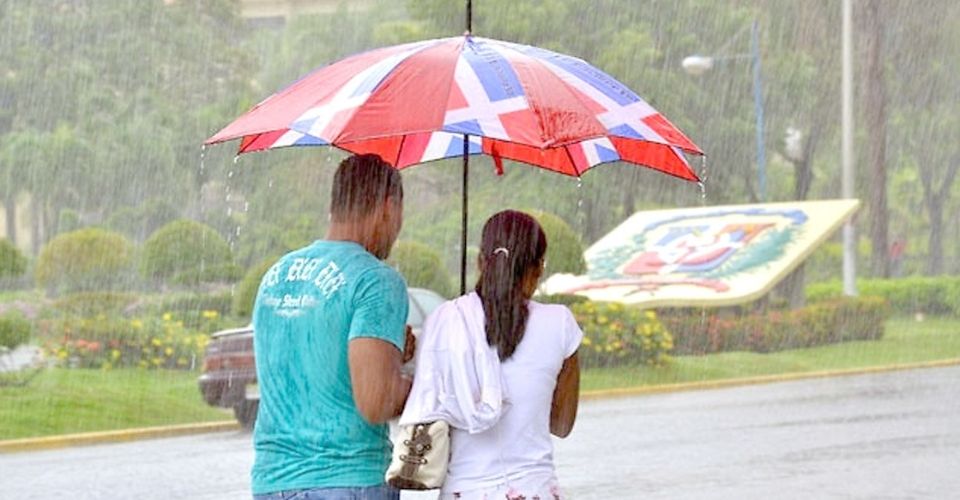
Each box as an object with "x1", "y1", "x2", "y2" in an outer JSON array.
[
  {"x1": 461, "y1": 134, "x2": 469, "y2": 295},
  {"x1": 460, "y1": 0, "x2": 472, "y2": 296}
]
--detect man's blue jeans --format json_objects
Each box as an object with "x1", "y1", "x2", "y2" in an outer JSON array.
[{"x1": 253, "y1": 484, "x2": 399, "y2": 500}]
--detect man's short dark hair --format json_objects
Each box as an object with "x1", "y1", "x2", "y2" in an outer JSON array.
[{"x1": 330, "y1": 154, "x2": 403, "y2": 221}]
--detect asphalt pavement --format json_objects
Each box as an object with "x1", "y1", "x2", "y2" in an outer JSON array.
[{"x1": 2, "y1": 366, "x2": 959, "y2": 499}]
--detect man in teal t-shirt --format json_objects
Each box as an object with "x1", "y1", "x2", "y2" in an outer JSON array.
[{"x1": 252, "y1": 154, "x2": 413, "y2": 500}]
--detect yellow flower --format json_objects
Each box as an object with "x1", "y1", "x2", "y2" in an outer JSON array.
[
  {"x1": 151, "y1": 357, "x2": 162, "y2": 366},
  {"x1": 130, "y1": 319, "x2": 143, "y2": 330},
  {"x1": 164, "y1": 347, "x2": 174, "y2": 356},
  {"x1": 644, "y1": 311, "x2": 657, "y2": 320},
  {"x1": 111, "y1": 349, "x2": 121, "y2": 360},
  {"x1": 582, "y1": 337, "x2": 592, "y2": 346},
  {"x1": 201, "y1": 310, "x2": 219, "y2": 319},
  {"x1": 151, "y1": 338, "x2": 162, "y2": 347},
  {"x1": 162, "y1": 313, "x2": 173, "y2": 321}
]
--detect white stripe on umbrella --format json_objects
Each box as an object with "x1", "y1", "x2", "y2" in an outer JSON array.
[{"x1": 443, "y1": 56, "x2": 528, "y2": 140}]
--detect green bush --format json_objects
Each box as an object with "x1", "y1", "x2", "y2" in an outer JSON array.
[
  {"x1": 35, "y1": 228, "x2": 136, "y2": 295},
  {"x1": 389, "y1": 241, "x2": 455, "y2": 298},
  {"x1": 234, "y1": 257, "x2": 280, "y2": 318},
  {"x1": 528, "y1": 210, "x2": 587, "y2": 275},
  {"x1": 106, "y1": 199, "x2": 181, "y2": 243},
  {"x1": 0, "y1": 311, "x2": 33, "y2": 350},
  {"x1": 141, "y1": 219, "x2": 235, "y2": 286},
  {"x1": 52, "y1": 292, "x2": 141, "y2": 317},
  {"x1": 660, "y1": 296, "x2": 891, "y2": 355},
  {"x1": 570, "y1": 301, "x2": 673, "y2": 368},
  {"x1": 806, "y1": 276, "x2": 960, "y2": 316},
  {"x1": 39, "y1": 314, "x2": 209, "y2": 370},
  {"x1": 0, "y1": 238, "x2": 28, "y2": 280},
  {"x1": 535, "y1": 293, "x2": 590, "y2": 306}
]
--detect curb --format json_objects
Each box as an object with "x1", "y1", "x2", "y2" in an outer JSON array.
[
  {"x1": 579, "y1": 358, "x2": 960, "y2": 400},
  {"x1": 4, "y1": 359, "x2": 959, "y2": 453},
  {"x1": 0, "y1": 421, "x2": 240, "y2": 454}
]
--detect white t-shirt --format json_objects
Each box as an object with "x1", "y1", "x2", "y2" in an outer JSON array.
[{"x1": 440, "y1": 299, "x2": 583, "y2": 499}]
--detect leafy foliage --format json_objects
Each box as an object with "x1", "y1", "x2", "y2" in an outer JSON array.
[
  {"x1": 388, "y1": 241, "x2": 455, "y2": 298},
  {"x1": 141, "y1": 220, "x2": 236, "y2": 286},
  {"x1": 807, "y1": 277, "x2": 960, "y2": 316},
  {"x1": 234, "y1": 257, "x2": 280, "y2": 319},
  {"x1": 34, "y1": 228, "x2": 135, "y2": 295},
  {"x1": 660, "y1": 297, "x2": 891, "y2": 355},
  {"x1": 571, "y1": 301, "x2": 673, "y2": 367},
  {"x1": 528, "y1": 210, "x2": 587, "y2": 276},
  {"x1": 0, "y1": 311, "x2": 32, "y2": 350},
  {"x1": 0, "y1": 238, "x2": 27, "y2": 279}
]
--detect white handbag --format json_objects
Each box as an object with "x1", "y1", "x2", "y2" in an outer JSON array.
[{"x1": 385, "y1": 420, "x2": 451, "y2": 490}]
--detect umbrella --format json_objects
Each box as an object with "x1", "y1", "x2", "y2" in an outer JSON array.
[{"x1": 206, "y1": 22, "x2": 704, "y2": 293}]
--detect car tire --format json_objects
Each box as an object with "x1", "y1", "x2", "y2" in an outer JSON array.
[{"x1": 233, "y1": 399, "x2": 259, "y2": 430}]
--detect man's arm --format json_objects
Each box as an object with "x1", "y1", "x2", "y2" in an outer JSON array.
[
  {"x1": 550, "y1": 352, "x2": 580, "y2": 438},
  {"x1": 348, "y1": 338, "x2": 412, "y2": 424}
]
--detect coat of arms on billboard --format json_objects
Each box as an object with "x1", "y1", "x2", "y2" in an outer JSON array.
[{"x1": 542, "y1": 200, "x2": 859, "y2": 307}]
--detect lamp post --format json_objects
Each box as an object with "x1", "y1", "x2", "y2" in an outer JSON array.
[
  {"x1": 841, "y1": 0, "x2": 857, "y2": 296},
  {"x1": 682, "y1": 20, "x2": 767, "y2": 201}
]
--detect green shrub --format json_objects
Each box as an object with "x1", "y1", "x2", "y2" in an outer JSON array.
[
  {"x1": 660, "y1": 296, "x2": 891, "y2": 355},
  {"x1": 0, "y1": 238, "x2": 27, "y2": 280},
  {"x1": 234, "y1": 257, "x2": 280, "y2": 318},
  {"x1": 52, "y1": 292, "x2": 141, "y2": 317},
  {"x1": 528, "y1": 210, "x2": 587, "y2": 275},
  {"x1": 570, "y1": 301, "x2": 673, "y2": 368},
  {"x1": 149, "y1": 291, "x2": 235, "y2": 333},
  {"x1": 806, "y1": 276, "x2": 960, "y2": 316},
  {"x1": 389, "y1": 241, "x2": 454, "y2": 298},
  {"x1": 535, "y1": 293, "x2": 590, "y2": 306},
  {"x1": 107, "y1": 199, "x2": 180, "y2": 243},
  {"x1": 39, "y1": 314, "x2": 209, "y2": 370},
  {"x1": 57, "y1": 208, "x2": 82, "y2": 234},
  {"x1": 0, "y1": 311, "x2": 33, "y2": 350},
  {"x1": 35, "y1": 228, "x2": 136, "y2": 295},
  {"x1": 141, "y1": 219, "x2": 235, "y2": 286}
]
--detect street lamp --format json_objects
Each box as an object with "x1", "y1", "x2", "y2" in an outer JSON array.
[{"x1": 682, "y1": 20, "x2": 767, "y2": 201}]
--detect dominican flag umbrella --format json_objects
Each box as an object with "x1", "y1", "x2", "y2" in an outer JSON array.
[{"x1": 206, "y1": 34, "x2": 704, "y2": 291}]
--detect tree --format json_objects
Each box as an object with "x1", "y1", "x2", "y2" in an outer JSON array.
[{"x1": 861, "y1": 0, "x2": 891, "y2": 278}]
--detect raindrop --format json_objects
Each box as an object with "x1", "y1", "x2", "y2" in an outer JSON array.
[
  {"x1": 235, "y1": 226, "x2": 242, "y2": 237},
  {"x1": 228, "y1": 170, "x2": 234, "y2": 178},
  {"x1": 268, "y1": 179, "x2": 274, "y2": 188},
  {"x1": 233, "y1": 155, "x2": 240, "y2": 165},
  {"x1": 244, "y1": 202, "x2": 250, "y2": 212},
  {"x1": 227, "y1": 207, "x2": 233, "y2": 217},
  {"x1": 199, "y1": 145, "x2": 206, "y2": 175}
]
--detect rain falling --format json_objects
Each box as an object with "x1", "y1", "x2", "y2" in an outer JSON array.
[{"x1": 1, "y1": 1, "x2": 958, "y2": 498}]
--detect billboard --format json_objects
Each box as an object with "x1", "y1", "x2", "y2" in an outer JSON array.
[{"x1": 541, "y1": 199, "x2": 860, "y2": 307}]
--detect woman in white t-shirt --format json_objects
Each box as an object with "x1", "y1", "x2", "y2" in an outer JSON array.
[{"x1": 423, "y1": 210, "x2": 583, "y2": 500}]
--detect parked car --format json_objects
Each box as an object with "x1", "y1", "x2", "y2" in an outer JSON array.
[{"x1": 198, "y1": 287, "x2": 448, "y2": 428}]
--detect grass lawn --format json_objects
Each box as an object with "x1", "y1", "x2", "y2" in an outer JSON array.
[
  {"x1": 2, "y1": 317, "x2": 958, "y2": 440},
  {"x1": 0, "y1": 368, "x2": 230, "y2": 440},
  {"x1": 582, "y1": 316, "x2": 960, "y2": 391}
]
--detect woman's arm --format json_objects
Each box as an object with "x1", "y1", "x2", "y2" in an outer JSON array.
[{"x1": 550, "y1": 351, "x2": 580, "y2": 438}]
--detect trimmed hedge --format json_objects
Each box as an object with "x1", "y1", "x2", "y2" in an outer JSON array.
[
  {"x1": 39, "y1": 314, "x2": 210, "y2": 370},
  {"x1": 807, "y1": 277, "x2": 960, "y2": 316},
  {"x1": 570, "y1": 301, "x2": 673, "y2": 367},
  {"x1": 35, "y1": 228, "x2": 136, "y2": 295},
  {"x1": 234, "y1": 257, "x2": 280, "y2": 318},
  {"x1": 528, "y1": 210, "x2": 587, "y2": 276},
  {"x1": 141, "y1": 219, "x2": 236, "y2": 286},
  {"x1": 0, "y1": 311, "x2": 33, "y2": 350},
  {"x1": 389, "y1": 241, "x2": 454, "y2": 298},
  {"x1": 0, "y1": 238, "x2": 27, "y2": 280},
  {"x1": 660, "y1": 296, "x2": 891, "y2": 355},
  {"x1": 51, "y1": 292, "x2": 141, "y2": 317}
]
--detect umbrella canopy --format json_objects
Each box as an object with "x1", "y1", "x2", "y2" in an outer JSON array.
[{"x1": 206, "y1": 35, "x2": 702, "y2": 180}]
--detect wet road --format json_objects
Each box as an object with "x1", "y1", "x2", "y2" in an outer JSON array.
[{"x1": 3, "y1": 366, "x2": 959, "y2": 499}]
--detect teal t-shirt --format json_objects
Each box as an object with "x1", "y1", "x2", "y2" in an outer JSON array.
[{"x1": 250, "y1": 240, "x2": 409, "y2": 494}]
